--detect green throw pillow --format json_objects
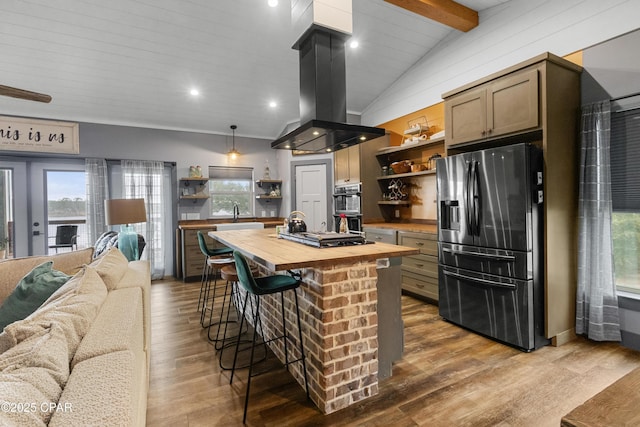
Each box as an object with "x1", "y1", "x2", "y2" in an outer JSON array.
[{"x1": 0, "y1": 261, "x2": 71, "y2": 330}]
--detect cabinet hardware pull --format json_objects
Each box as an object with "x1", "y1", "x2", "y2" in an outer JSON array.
[{"x1": 416, "y1": 242, "x2": 424, "y2": 246}]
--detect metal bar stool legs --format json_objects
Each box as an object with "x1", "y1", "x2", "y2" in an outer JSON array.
[
  {"x1": 229, "y1": 251, "x2": 309, "y2": 424},
  {"x1": 201, "y1": 257, "x2": 235, "y2": 329}
]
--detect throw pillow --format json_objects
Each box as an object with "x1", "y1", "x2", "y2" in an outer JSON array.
[
  {"x1": 0, "y1": 261, "x2": 71, "y2": 330},
  {"x1": 2, "y1": 266, "x2": 108, "y2": 356},
  {"x1": 90, "y1": 247, "x2": 128, "y2": 290}
]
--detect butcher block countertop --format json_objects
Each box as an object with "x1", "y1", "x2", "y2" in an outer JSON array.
[
  {"x1": 364, "y1": 222, "x2": 437, "y2": 234},
  {"x1": 178, "y1": 218, "x2": 283, "y2": 230},
  {"x1": 209, "y1": 228, "x2": 419, "y2": 271}
]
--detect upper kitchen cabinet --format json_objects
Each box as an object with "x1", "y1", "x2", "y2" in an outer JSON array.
[
  {"x1": 445, "y1": 68, "x2": 539, "y2": 148},
  {"x1": 334, "y1": 144, "x2": 361, "y2": 184},
  {"x1": 334, "y1": 135, "x2": 390, "y2": 221}
]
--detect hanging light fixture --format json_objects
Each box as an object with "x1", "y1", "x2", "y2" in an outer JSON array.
[{"x1": 227, "y1": 124, "x2": 240, "y2": 159}]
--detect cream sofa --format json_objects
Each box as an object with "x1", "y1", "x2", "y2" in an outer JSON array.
[{"x1": 0, "y1": 247, "x2": 150, "y2": 426}]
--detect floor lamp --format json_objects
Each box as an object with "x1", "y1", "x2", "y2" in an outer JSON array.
[{"x1": 104, "y1": 198, "x2": 147, "y2": 261}]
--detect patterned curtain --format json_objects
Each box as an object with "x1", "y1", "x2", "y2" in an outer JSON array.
[
  {"x1": 576, "y1": 101, "x2": 621, "y2": 341},
  {"x1": 85, "y1": 158, "x2": 109, "y2": 246},
  {"x1": 122, "y1": 160, "x2": 164, "y2": 280}
]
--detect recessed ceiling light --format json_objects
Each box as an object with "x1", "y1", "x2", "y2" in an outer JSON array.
[
  {"x1": 269, "y1": 100, "x2": 277, "y2": 108},
  {"x1": 268, "y1": 0, "x2": 278, "y2": 7},
  {"x1": 360, "y1": 135, "x2": 367, "y2": 141},
  {"x1": 349, "y1": 40, "x2": 359, "y2": 49},
  {"x1": 189, "y1": 88, "x2": 200, "y2": 96}
]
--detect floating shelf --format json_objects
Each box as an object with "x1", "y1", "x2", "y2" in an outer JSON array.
[
  {"x1": 256, "y1": 195, "x2": 282, "y2": 200},
  {"x1": 256, "y1": 179, "x2": 282, "y2": 188},
  {"x1": 180, "y1": 195, "x2": 209, "y2": 199},
  {"x1": 377, "y1": 169, "x2": 436, "y2": 180},
  {"x1": 378, "y1": 200, "x2": 411, "y2": 206},
  {"x1": 376, "y1": 136, "x2": 445, "y2": 157}
]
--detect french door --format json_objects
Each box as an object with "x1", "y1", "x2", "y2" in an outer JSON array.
[{"x1": 0, "y1": 160, "x2": 28, "y2": 258}]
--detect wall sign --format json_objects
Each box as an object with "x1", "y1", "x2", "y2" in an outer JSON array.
[{"x1": 0, "y1": 116, "x2": 79, "y2": 155}]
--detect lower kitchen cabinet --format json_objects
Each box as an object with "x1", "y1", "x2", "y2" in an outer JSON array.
[
  {"x1": 178, "y1": 227, "x2": 228, "y2": 281},
  {"x1": 363, "y1": 226, "x2": 397, "y2": 244},
  {"x1": 398, "y1": 230, "x2": 438, "y2": 303}
]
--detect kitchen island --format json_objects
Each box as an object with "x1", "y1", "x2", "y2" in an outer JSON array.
[{"x1": 208, "y1": 228, "x2": 418, "y2": 414}]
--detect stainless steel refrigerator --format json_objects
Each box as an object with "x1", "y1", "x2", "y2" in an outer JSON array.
[{"x1": 436, "y1": 143, "x2": 548, "y2": 351}]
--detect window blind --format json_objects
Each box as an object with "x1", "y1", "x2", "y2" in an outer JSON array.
[
  {"x1": 208, "y1": 166, "x2": 253, "y2": 180},
  {"x1": 611, "y1": 109, "x2": 640, "y2": 211}
]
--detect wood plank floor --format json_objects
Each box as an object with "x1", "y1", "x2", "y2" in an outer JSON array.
[{"x1": 146, "y1": 277, "x2": 640, "y2": 426}]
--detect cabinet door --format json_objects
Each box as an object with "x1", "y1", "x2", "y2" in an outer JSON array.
[
  {"x1": 334, "y1": 148, "x2": 350, "y2": 184},
  {"x1": 487, "y1": 68, "x2": 539, "y2": 138},
  {"x1": 347, "y1": 145, "x2": 360, "y2": 182},
  {"x1": 445, "y1": 87, "x2": 487, "y2": 147},
  {"x1": 334, "y1": 145, "x2": 361, "y2": 184},
  {"x1": 363, "y1": 227, "x2": 396, "y2": 244}
]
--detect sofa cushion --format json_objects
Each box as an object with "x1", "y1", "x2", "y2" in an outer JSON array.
[
  {"x1": 72, "y1": 287, "x2": 143, "y2": 368},
  {"x1": 1, "y1": 266, "x2": 108, "y2": 358},
  {"x1": 0, "y1": 261, "x2": 71, "y2": 330},
  {"x1": 0, "y1": 323, "x2": 71, "y2": 426},
  {"x1": 49, "y1": 350, "x2": 141, "y2": 427},
  {"x1": 89, "y1": 246, "x2": 128, "y2": 290}
]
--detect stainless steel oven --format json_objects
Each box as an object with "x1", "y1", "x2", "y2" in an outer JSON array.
[
  {"x1": 333, "y1": 182, "x2": 361, "y2": 214},
  {"x1": 333, "y1": 183, "x2": 362, "y2": 231},
  {"x1": 332, "y1": 214, "x2": 362, "y2": 233}
]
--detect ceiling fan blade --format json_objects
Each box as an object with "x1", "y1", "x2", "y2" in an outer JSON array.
[{"x1": 0, "y1": 84, "x2": 52, "y2": 103}]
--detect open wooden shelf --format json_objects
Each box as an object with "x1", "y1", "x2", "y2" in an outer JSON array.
[
  {"x1": 378, "y1": 200, "x2": 411, "y2": 206},
  {"x1": 377, "y1": 169, "x2": 436, "y2": 180}
]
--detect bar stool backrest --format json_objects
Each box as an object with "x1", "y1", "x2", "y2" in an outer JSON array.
[
  {"x1": 197, "y1": 231, "x2": 214, "y2": 257},
  {"x1": 233, "y1": 251, "x2": 260, "y2": 295}
]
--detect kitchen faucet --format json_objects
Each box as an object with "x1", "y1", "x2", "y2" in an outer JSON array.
[{"x1": 232, "y1": 202, "x2": 239, "y2": 223}]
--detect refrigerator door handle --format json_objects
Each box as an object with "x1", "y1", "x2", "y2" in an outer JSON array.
[
  {"x1": 443, "y1": 269, "x2": 517, "y2": 289},
  {"x1": 472, "y1": 160, "x2": 479, "y2": 236},
  {"x1": 442, "y1": 247, "x2": 516, "y2": 262},
  {"x1": 465, "y1": 161, "x2": 473, "y2": 235}
]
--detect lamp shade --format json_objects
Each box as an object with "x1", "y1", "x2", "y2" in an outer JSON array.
[{"x1": 104, "y1": 199, "x2": 147, "y2": 226}]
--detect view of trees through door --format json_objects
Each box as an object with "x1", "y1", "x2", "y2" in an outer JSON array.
[{"x1": 46, "y1": 170, "x2": 87, "y2": 254}]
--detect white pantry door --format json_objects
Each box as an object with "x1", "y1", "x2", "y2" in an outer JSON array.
[{"x1": 295, "y1": 164, "x2": 327, "y2": 232}]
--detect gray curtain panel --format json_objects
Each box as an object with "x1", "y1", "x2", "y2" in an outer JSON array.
[
  {"x1": 576, "y1": 100, "x2": 621, "y2": 341},
  {"x1": 122, "y1": 160, "x2": 165, "y2": 280},
  {"x1": 85, "y1": 158, "x2": 109, "y2": 246}
]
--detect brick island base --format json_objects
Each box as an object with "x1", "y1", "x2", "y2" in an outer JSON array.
[{"x1": 244, "y1": 259, "x2": 403, "y2": 414}]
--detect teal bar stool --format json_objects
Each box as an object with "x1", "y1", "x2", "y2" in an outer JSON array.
[
  {"x1": 230, "y1": 251, "x2": 309, "y2": 424},
  {"x1": 196, "y1": 231, "x2": 233, "y2": 327}
]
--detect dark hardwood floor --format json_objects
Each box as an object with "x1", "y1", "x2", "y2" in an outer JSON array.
[{"x1": 146, "y1": 277, "x2": 640, "y2": 426}]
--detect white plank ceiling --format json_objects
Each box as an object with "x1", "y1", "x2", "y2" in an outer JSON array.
[{"x1": 0, "y1": 0, "x2": 510, "y2": 140}]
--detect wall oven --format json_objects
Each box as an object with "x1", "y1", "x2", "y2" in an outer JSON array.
[{"x1": 333, "y1": 182, "x2": 362, "y2": 232}]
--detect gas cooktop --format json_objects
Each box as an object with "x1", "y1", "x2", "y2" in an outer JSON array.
[{"x1": 279, "y1": 231, "x2": 371, "y2": 248}]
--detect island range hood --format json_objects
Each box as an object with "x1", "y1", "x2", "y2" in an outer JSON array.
[{"x1": 271, "y1": 25, "x2": 385, "y2": 153}]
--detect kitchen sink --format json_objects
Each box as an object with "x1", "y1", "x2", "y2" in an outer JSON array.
[{"x1": 215, "y1": 222, "x2": 265, "y2": 231}]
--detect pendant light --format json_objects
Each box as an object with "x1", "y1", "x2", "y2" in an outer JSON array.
[{"x1": 228, "y1": 125, "x2": 240, "y2": 159}]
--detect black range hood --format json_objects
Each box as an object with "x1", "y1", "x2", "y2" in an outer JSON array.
[{"x1": 271, "y1": 25, "x2": 385, "y2": 153}]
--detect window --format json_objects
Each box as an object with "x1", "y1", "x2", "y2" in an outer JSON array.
[
  {"x1": 611, "y1": 108, "x2": 640, "y2": 293},
  {"x1": 208, "y1": 166, "x2": 254, "y2": 217},
  {"x1": 46, "y1": 170, "x2": 86, "y2": 253}
]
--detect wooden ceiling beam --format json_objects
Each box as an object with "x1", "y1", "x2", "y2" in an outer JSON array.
[{"x1": 384, "y1": 0, "x2": 479, "y2": 32}]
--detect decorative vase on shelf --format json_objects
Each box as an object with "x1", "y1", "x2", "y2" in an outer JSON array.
[{"x1": 263, "y1": 160, "x2": 271, "y2": 180}]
